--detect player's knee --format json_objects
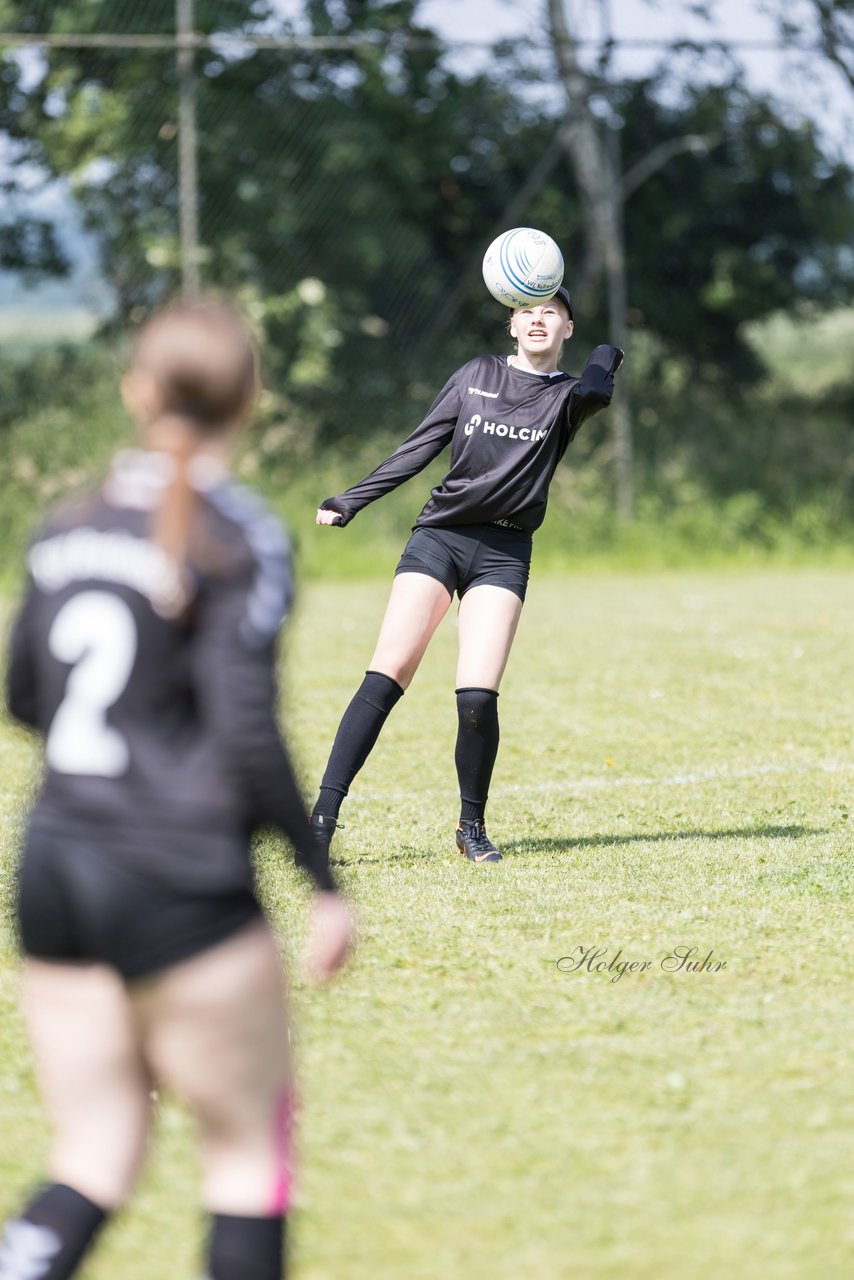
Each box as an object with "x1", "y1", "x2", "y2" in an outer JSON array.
[
  {"x1": 52, "y1": 1115, "x2": 149, "y2": 1210},
  {"x1": 368, "y1": 653, "x2": 415, "y2": 689}
]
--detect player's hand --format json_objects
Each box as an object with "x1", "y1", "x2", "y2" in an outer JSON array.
[
  {"x1": 316, "y1": 507, "x2": 343, "y2": 526},
  {"x1": 303, "y1": 891, "x2": 355, "y2": 983}
]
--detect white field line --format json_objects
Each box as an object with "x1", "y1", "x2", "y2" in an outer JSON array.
[
  {"x1": 357, "y1": 757, "x2": 854, "y2": 802},
  {"x1": 0, "y1": 754, "x2": 849, "y2": 811}
]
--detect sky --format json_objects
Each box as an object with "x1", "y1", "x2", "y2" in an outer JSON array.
[
  {"x1": 420, "y1": 0, "x2": 852, "y2": 160},
  {"x1": 266, "y1": 0, "x2": 852, "y2": 159}
]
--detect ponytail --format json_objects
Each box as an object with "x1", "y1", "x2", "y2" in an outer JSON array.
[
  {"x1": 151, "y1": 424, "x2": 198, "y2": 594},
  {"x1": 128, "y1": 299, "x2": 259, "y2": 596}
]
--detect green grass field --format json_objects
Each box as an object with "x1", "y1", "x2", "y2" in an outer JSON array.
[{"x1": 1, "y1": 568, "x2": 852, "y2": 1279}]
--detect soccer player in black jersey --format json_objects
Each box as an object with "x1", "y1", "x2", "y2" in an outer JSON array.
[
  {"x1": 1, "y1": 302, "x2": 353, "y2": 1280},
  {"x1": 312, "y1": 284, "x2": 623, "y2": 862}
]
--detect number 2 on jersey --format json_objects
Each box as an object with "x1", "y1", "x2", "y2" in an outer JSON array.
[{"x1": 46, "y1": 591, "x2": 137, "y2": 777}]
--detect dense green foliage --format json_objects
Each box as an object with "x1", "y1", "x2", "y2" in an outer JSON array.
[
  {"x1": 0, "y1": 308, "x2": 851, "y2": 575},
  {"x1": 0, "y1": 1, "x2": 851, "y2": 544}
]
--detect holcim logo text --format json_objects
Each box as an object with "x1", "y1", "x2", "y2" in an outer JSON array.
[{"x1": 463, "y1": 413, "x2": 547, "y2": 442}]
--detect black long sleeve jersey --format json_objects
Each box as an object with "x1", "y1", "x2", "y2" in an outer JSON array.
[
  {"x1": 5, "y1": 449, "x2": 336, "y2": 895},
  {"x1": 321, "y1": 345, "x2": 623, "y2": 532}
]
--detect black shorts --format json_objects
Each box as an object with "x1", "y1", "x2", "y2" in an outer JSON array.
[
  {"x1": 394, "y1": 523, "x2": 533, "y2": 601},
  {"x1": 17, "y1": 829, "x2": 262, "y2": 981}
]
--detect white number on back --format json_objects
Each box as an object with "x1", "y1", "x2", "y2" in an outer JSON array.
[{"x1": 46, "y1": 591, "x2": 137, "y2": 777}]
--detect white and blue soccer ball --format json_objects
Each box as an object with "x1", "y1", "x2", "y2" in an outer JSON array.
[{"x1": 482, "y1": 227, "x2": 564, "y2": 309}]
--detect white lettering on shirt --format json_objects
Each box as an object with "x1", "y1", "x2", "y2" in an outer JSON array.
[
  {"x1": 29, "y1": 529, "x2": 184, "y2": 612},
  {"x1": 461, "y1": 414, "x2": 546, "y2": 443}
]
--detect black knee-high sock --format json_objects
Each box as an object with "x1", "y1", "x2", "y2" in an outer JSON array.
[
  {"x1": 206, "y1": 1213, "x2": 285, "y2": 1280},
  {"x1": 0, "y1": 1183, "x2": 108, "y2": 1280},
  {"x1": 455, "y1": 687, "x2": 500, "y2": 825},
  {"x1": 314, "y1": 671, "x2": 404, "y2": 820}
]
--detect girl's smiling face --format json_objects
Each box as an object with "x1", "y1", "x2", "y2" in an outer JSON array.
[{"x1": 509, "y1": 298, "x2": 574, "y2": 369}]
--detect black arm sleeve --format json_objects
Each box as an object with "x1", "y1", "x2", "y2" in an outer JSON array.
[
  {"x1": 319, "y1": 371, "x2": 462, "y2": 526},
  {"x1": 566, "y1": 344, "x2": 624, "y2": 438},
  {"x1": 191, "y1": 560, "x2": 337, "y2": 893},
  {"x1": 5, "y1": 577, "x2": 40, "y2": 730}
]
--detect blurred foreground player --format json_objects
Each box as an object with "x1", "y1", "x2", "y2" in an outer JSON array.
[{"x1": 0, "y1": 300, "x2": 353, "y2": 1280}]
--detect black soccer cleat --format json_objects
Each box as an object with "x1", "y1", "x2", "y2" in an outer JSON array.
[
  {"x1": 310, "y1": 812, "x2": 341, "y2": 856},
  {"x1": 455, "y1": 821, "x2": 502, "y2": 863}
]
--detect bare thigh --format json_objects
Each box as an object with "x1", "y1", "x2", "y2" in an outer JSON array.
[
  {"x1": 133, "y1": 919, "x2": 293, "y2": 1216},
  {"x1": 369, "y1": 571, "x2": 453, "y2": 689},
  {"x1": 456, "y1": 584, "x2": 524, "y2": 690},
  {"x1": 23, "y1": 960, "x2": 152, "y2": 1209}
]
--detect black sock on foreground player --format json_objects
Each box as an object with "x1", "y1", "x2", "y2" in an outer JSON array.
[
  {"x1": 313, "y1": 671, "x2": 405, "y2": 823},
  {"x1": 0, "y1": 1183, "x2": 107, "y2": 1280},
  {"x1": 207, "y1": 1213, "x2": 285, "y2": 1280},
  {"x1": 455, "y1": 687, "x2": 499, "y2": 826},
  {"x1": 0, "y1": 1192, "x2": 286, "y2": 1280}
]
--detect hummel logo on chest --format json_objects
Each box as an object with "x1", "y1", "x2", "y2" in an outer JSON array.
[{"x1": 468, "y1": 386, "x2": 499, "y2": 398}]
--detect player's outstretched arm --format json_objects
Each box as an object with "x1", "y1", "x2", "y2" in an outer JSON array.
[{"x1": 313, "y1": 373, "x2": 463, "y2": 529}]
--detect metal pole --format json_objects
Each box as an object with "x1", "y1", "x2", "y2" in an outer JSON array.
[
  {"x1": 177, "y1": 0, "x2": 199, "y2": 297},
  {"x1": 606, "y1": 119, "x2": 633, "y2": 521},
  {"x1": 601, "y1": 0, "x2": 633, "y2": 520}
]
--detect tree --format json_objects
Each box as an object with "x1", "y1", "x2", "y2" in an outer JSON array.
[
  {"x1": 545, "y1": 0, "x2": 635, "y2": 518},
  {"x1": 538, "y1": 0, "x2": 853, "y2": 524},
  {"x1": 1, "y1": 3, "x2": 581, "y2": 435},
  {"x1": 812, "y1": 0, "x2": 854, "y2": 87},
  {"x1": 766, "y1": 0, "x2": 854, "y2": 91},
  {"x1": 0, "y1": 0, "x2": 851, "y2": 474}
]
